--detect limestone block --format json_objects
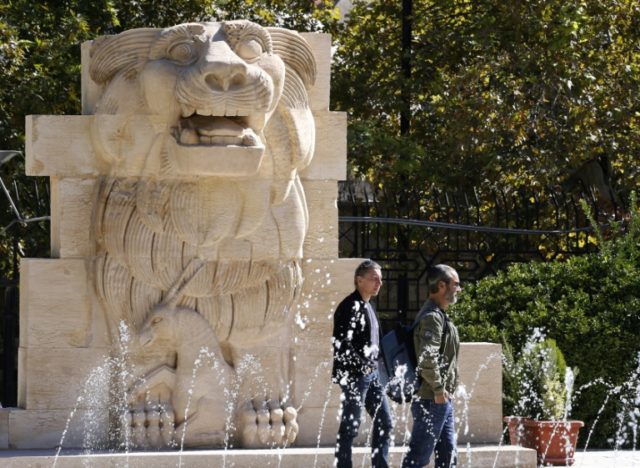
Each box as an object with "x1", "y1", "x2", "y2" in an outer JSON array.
[
  {"x1": 293, "y1": 258, "x2": 365, "y2": 353},
  {"x1": 0, "y1": 408, "x2": 9, "y2": 449},
  {"x1": 301, "y1": 111, "x2": 347, "y2": 181},
  {"x1": 292, "y1": 290, "x2": 345, "y2": 348},
  {"x1": 19, "y1": 258, "x2": 93, "y2": 349},
  {"x1": 293, "y1": 259, "x2": 365, "y2": 406},
  {"x1": 300, "y1": 33, "x2": 331, "y2": 111},
  {"x1": 26, "y1": 115, "x2": 269, "y2": 178},
  {"x1": 17, "y1": 347, "x2": 110, "y2": 410},
  {"x1": 293, "y1": 310, "x2": 333, "y2": 348},
  {"x1": 292, "y1": 345, "x2": 335, "y2": 407},
  {"x1": 456, "y1": 343, "x2": 503, "y2": 444},
  {"x1": 292, "y1": 308, "x2": 334, "y2": 361},
  {"x1": 300, "y1": 258, "x2": 362, "y2": 296},
  {"x1": 292, "y1": 321, "x2": 337, "y2": 406},
  {"x1": 294, "y1": 291, "x2": 338, "y2": 327},
  {"x1": 296, "y1": 405, "x2": 342, "y2": 447},
  {"x1": 26, "y1": 115, "x2": 101, "y2": 177},
  {"x1": 8, "y1": 408, "x2": 109, "y2": 449},
  {"x1": 50, "y1": 177, "x2": 97, "y2": 258},
  {"x1": 302, "y1": 181, "x2": 339, "y2": 258}
]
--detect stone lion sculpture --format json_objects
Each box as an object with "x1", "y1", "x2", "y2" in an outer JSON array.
[{"x1": 88, "y1": 21, "x2": 315, "y2": 448}]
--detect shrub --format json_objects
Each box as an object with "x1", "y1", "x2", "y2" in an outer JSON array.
[
  {"x1": 452, "y1": 194, "x2": 640, "y2": 448},
  {"x1": 503, "y1": 333, "x2": 576, "y2": 420}
]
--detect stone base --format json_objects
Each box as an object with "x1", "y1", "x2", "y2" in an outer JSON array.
[{"x1": 0, "y1": 445, "x2": 537, "y2": 467}]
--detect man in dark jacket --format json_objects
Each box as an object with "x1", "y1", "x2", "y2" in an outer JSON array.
[
  {"x1": 402, "y1": 264, "x2": 461, "y2": 468},
  {"x1": 332, "y1": 259, "x2": 392, "y2": 468}
]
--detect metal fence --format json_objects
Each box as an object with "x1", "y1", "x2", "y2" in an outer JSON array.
[{"x1": 338, "y1": 180, "x2": 628, "y2": 329}]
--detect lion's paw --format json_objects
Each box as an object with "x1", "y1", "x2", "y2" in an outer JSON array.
[
  {"x1": 128, "y1": 403, "x2": 176, "y2": 449},
  {"x1": 238, "y1": 400, "x2": 298, "y2": 448}
]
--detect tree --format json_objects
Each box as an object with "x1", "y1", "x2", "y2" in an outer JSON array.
[{"x1": 332, "y1": 0, "x2": 640, "y2": 206}]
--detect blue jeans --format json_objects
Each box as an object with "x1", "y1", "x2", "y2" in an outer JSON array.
[
  {"x1": 335, "y1": 370, "x2": 392, "y2": 468},
  {"x1": 402, "y1": 399, "x2": 457, "y2": 468}
]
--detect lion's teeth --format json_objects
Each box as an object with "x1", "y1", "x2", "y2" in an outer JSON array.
[
  {"x1": 197, "y1": 108, "x2": 211, "y2": 116},
  {"x1": 242, "y1": 131, "x2": 260, "y2": 147},
  {"x1": 180, "y1": 128, "x2": 199, "y2": 145},
  {"x1": 181, "y1": 104, "x2": 195, "y2": 117}
]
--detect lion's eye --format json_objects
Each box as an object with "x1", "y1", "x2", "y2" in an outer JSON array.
[
  {"x1": 152, "y1": 316, "x2": 163, "y2": 325},
  {"x1": 167, "y1": 41, "x2": 198, "y2": 64},
  {"x1": 236, "y1": 39, "x2": 263, "y2": 61}
]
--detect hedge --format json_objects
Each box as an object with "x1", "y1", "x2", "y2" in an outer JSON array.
[{"x1": 452, "y1": 195, "x2": 640, "y2": 448}]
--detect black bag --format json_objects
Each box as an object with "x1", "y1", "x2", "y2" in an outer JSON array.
[
  {"x1": 380, "y1": 310, "x2": 449, "y2": 404},
  {"x1": 380, "y1": 322, "x2": 420, "y2": 403}
]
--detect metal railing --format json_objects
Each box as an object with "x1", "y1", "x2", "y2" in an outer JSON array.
[{"x1": 338, "y1": 180, "x2": 628, "y2": 329}]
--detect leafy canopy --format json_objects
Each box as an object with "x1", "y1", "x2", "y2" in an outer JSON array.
[{"x1": 332, "y1": 0, "x2": 640, "y2": 198}]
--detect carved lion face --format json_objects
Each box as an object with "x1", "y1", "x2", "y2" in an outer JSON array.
[{"x1": 89, "y1": 21, "x2": 316, "y2": 178}]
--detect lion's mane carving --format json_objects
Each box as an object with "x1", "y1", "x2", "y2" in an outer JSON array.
[{"x1": 88, "y1": 21, "x2": 316, "y2": 448}]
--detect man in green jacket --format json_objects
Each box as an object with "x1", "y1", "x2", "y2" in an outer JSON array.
[{"x1": 402, "y1": 264, "x2": 461, "y2": 468}]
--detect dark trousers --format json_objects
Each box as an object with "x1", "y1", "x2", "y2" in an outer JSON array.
[
  {"x1": 335, "y1": 370, "x2": 392, "y2": 468},
  {"x1": 401, "y1": 399, "x2": 457, "y2": 468}
]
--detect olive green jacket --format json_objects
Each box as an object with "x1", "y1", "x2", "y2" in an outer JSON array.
[{"x1": 413, "y1": 299, "x2": 460, "y2": 400}]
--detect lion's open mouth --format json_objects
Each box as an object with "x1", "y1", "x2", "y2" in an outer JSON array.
[{"x1": 174, "y1": 111, "x2": 263, "y2": 148}]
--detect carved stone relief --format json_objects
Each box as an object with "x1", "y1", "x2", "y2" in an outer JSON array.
[{"x1": 88, "y1": 20, "x2": 315, "y2": 448}]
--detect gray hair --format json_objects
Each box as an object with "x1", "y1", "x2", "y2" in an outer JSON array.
[
  {"x1": 426, "y1": 264, "x2": 457, "y2": 294},
  {"x1": 354, "y1": 259, "x2": 381, "y2": 286}
]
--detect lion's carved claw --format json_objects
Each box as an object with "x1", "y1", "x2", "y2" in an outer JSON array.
[{"x1": 238, "y1": 400, "x2": 298, "y2": 448}]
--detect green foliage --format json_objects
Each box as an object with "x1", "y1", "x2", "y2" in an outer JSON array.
[
  {"x1": 332, "y1": 0, "x2": 640, "y2": 202},
  {"x1": 453, "y1": 193, "x2": 640, "y2": 447}
]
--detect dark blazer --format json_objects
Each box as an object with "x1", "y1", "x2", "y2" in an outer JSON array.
[{"x1": 331, "y1": 289, "x2": 379, "y2": 383}]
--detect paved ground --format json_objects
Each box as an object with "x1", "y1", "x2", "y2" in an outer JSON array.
[
  {"x1": 0, "y1": 448, "x2": 637, "y2": 467},
  {"x1": 560, "y1": 450, "x2": 640, "y2": 467}
]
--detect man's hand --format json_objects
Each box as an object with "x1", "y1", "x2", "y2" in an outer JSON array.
[{"x1": 434, "y1": 391, "x2": 450, "y2": 404}]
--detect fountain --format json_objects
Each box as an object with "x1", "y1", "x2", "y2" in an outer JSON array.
[{"x1": 0, "y1": 20, "x2": 535, "y2": 467}]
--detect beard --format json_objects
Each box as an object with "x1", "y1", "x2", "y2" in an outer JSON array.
[{"x1": 445, "y1": 290, "x2": 458, "y2": 305}]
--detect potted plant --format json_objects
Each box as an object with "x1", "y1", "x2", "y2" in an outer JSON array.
[{"x1": 503, "y1": 332, "x2": 584, "y2": 466}]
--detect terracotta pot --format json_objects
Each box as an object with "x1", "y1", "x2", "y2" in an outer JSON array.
[{"x1": 504, "y1": 416, "x2": 584, "y2": 466}]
